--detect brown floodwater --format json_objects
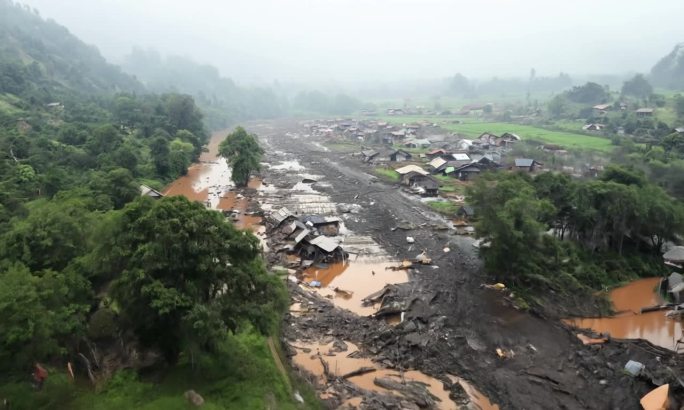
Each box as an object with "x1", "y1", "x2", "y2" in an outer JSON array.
[
  {"x1": 292, "y1": 340, "x2": 497, "y2": 409},
  {"x1": 301, "y1": 258, "x2": 409, "y2": 316},
  {"x1": 566, "y1": 277, "x2": 684, "y2": 350},
  {"x1": 164, "y1": 131, "x2": 265, "y2": 244},
  {"x1": 164, "y1": 130, "x2": 231, "y2": 207}
]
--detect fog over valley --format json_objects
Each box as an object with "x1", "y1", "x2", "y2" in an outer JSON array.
[{"x1": 20, "y1": 0, "x2": 684, "y2": 84}]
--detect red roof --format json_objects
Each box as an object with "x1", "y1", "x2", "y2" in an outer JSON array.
[{"x1": 427, "y1": 149, "x2": 446, "y2": 155}]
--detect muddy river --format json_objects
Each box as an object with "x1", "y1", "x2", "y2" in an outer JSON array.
[{"x1": 568, "y1": 277, "x2": 684, "y2": 351}]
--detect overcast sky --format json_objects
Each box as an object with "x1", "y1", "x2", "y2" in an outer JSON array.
[{"x1": 21, "y1": 0, "x2": 684, "y2": 84}]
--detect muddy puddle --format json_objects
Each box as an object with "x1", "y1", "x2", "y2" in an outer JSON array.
[
  {"x1": 567, "y1": 277, "x2": 684, "y2": 350},
  {"x1": 301, "y1": 258, "x2": 409, "y2": 317},
  {"x1": 292, "y1": 340, "x2": 496, "y2": 410}
]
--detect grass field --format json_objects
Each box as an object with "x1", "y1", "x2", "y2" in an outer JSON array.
[
  {"x1": 378, "y1": 114, "x2": 613, "y2": 152},
  {"x1": 427, "y1": 200, "x2": 458, "y2": 215},
  {"x1": 441, "y1": 122, "x2": 613, "y2": 151},
  {"x1": 374, "y1": 167, "x2": 400, "y2": 182}
]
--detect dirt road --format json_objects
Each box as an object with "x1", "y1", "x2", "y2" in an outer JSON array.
[{"x1": 249, "y1": 119, "x2": 679, "y2": 409}]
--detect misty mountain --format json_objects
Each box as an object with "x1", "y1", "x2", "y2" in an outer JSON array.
[
  {"x1": 651, "y1": 43, "x2": 684, "y2": 90},
  {"x1": 0, "y1": 0, "x2": 142, "y2": 96},
  {"x1": 121, "y1": 48, "x2": 286, "y2": 129}
]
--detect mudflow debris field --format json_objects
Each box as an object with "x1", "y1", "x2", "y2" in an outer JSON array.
[{"x1": 195, "y1": 122, "x2": 684, "y2": 409}]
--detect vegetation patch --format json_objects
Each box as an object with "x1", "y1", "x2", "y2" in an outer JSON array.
[
  {"x1": 427, "y1": 200, "x2": 458, "y2": 215},
  {"x1": 374, "y1": 167, "x2": 400, "y2": 182}
]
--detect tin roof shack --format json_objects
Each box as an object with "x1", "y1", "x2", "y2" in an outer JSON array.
[
  {"x1": 664, "y1": 246, "x2": 684, "y2": 270},
  {"x1": 514, "y1": 158, "x2": 542, "y2": 172},
  {"x1": 426, "y1": 149, "x2": 448, "y2": 159},
  {"x1": 404, "y1": 138, "x2": 431, "y2": 149},
  {"x1": 453, "y1": 163, "x2": 482, "y2": 181},
  {"x1": 389, "y1": 149, "x2": 412, "y2": 162},
  {"x1": 499, "y1": 133, "x2": 521, "y2": 146},
  {"x1": 301, "y1": 215, "x2": 341, "y2": 236},
  {"x1": 401, "y1": 172, "x2": 439, "y2": 196},
  {"x1": 428, "y1": 157, "x2": 447, "y2": 173},
  {"x1": 302, "y1": 235, "x2": 347, "y2": 264},
  {"x1": 140, "y1": 184, "x2": 164, "y2": 199},
  {"x1": 636, "y1": 108, "x2": 655, "y2": 117},
  {"x1": 395, "y1": 164, "x2": 429, "y2": 178},
  {"x1": 361, "y1": 149, "x2": 380, "y2": 163},
  {"x1": 269, "y1": 207, "x2": 295, "y2": 228},
  {"x1": 582, "y1": 123, "x2": 605, "y2": 132},
  {"x1": 593, "y1": 103, "x2": 612, "y2": 116},
  {"x1": 667, "y1": 272, "x2": 684, "y2": 304}
]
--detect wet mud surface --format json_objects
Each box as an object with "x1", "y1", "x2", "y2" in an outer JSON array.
[
  {"x1": 244, "y1": 119, "x2": 684, "y2": 410},
  {"x1": 168, "y1": 123, "x2": 684, "y2": 409}
]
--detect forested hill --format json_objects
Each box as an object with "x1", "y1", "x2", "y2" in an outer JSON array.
[
  {"x1": 0, "y1": 3, "x2": 294, "y2": 408},
  {"x1": 651, "y1": 43, "x2": 684, "y2": 90},
  {"x1": 122, "y1": 48, "x2": 286, "y2": 129},
  {"x1": 0, "y1": 0, "x2": 142, "y2": 96}
]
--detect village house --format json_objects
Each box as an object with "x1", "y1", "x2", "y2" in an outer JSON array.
[
  {"x1": 499, "y1": 132, "x2": 521, "y2": 146},
  {"x1": 452, "y1": 163, "x2": 482, "y2": 181},
  {"x1": 389, "y1": 149, "x2": 412, "y2": 162},
  {"x1": 455, "y1": 139, "x2": 473, "y2": 151},
  {"x1": 514, "y1": 158, "x2": 542, "y2": 172},
  {"x1": 582, "y1": 123, "x2": 605, "y2": 132},
  {"x1": 592, "y1": 103, "x2": 612, "y2": 116},
  {"x1": 404, "y1": 138, "x2": 431, "y2": 149},
  {"x1": 361, "y1": 149, "x2": 380, "y2": 163},
  {"x1": 401, "y1": 172, "x2": 439, "y2": 196},
  {"x1": 451, "y1": 153, "x2": 471, "y2": 162},
  {"x1": 478, "y1": 132, "x2": 499, "y2": 147},
  {"x1": 386, "y1": 108, "x2": 405, "y2": 116},
  {"x1": 428, "y1": 157, "x2": 447, "y2": 173},
  {"x1": 426, "y1": 148, "x2": 448, "y2": 159},
  {"x1": 395, "y1": 164, "x2": 429, "y2": 178},
  {"x1": 635, "y1": 108, "x2": 655, "y2": 117}
]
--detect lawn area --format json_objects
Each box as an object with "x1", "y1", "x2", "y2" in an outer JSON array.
[
  {"x1": 0, "y1": 330, "x2": 320, "y2": 410},
  {"x1": 374, "y1": 167, "x2": 400, "y2": 182},
  {"x1": 427, "y1": 200, "x2": 458, "y2": 215},
  {"x1": 378, "y1": 115, "x2": 612, "y2": 152},
  {"x1": 441, "y1": 121, "x2": 613, "y2": 152}
]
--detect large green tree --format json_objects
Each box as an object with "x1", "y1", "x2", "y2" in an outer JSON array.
[
  {"x1": 219, "y1": 127, "x2": 264, "y2": 187},
  {"x1": 105, "y1": 196, "x2": 286, "y2": 362}
]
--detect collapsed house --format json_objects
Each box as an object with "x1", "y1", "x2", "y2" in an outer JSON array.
[{"x1": 268, "y1": 208, "x2": 348, "y2": 266}]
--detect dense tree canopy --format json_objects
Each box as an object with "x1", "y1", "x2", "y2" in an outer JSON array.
[
  {"x1": 101, "y1": 196, "x2": 286, "y2": 362},
  {"x1": 219, "y1": 127, "x2": 264, "y2": 186},
  {"x1": 468, "y1": 168, "x2": 683, "y2": 288}
]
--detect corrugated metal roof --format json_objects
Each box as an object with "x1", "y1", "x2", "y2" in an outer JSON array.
[
  {"x1": 271, "y1": 207, "x2": 293, "y2": 224},
  {"x1": 429, "y1": 157, "x2": 447, "y2": 169},
  {"x1": 308, "y1": 236, "x2": 341, "y2": 253},
  {"x1": 395, "y1": 165, "x2": 429, "y2": 175},
  {"x1": 515, "y1": 158, "x2": 534, "y2": 167},
  {"x1": 452, "y1": 153, "x2": 470, "y2": 161}
]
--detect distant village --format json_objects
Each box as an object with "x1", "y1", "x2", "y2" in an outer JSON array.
[{"x1": 301, "y1": 116, "x2": 608, "y2": 233}]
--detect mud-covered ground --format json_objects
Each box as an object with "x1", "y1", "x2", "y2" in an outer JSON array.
[{"x1": 247, "y1": 119, "x2": 683, "y2": 410}]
